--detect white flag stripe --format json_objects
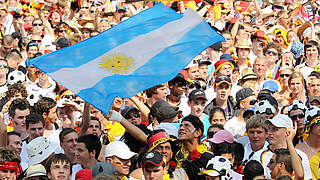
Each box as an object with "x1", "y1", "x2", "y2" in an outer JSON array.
[{"x1": 49, "y1": 9, "x2": 202, "y2": 93}]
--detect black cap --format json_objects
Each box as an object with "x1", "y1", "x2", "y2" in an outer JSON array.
[
  {"x1": 121, "y1": 106, "x2": 139, "y2": 119},
  {"x1": 257, "y1": 89, "x2": 273, "y2": 100},
  {"x1": 210, "y1": 42, "x2": 222, "y2": 51},
  {"x1": 150, "y1": 100, "x2": 179, "y2": 123},
  {"x1": 141, "y1": 151, "x2": 163, "y2": 167},
  {"x1": 236, "y1": 88, "x2": 254, "y2": 108},
  {"x1": 188, "y1": 89, "x2": 207, "y2": 102},
  {"x1": 181, "y1": 115, "x2": 204, "y2": 135},
  {"x1": 215, "y1": 75, "x2": 232, "y2": 86}
]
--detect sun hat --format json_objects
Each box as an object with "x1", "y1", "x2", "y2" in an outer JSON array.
[
  {"x1": 24, "y1": 164, "x2": 46, "y2": 178},
  {"x1": 235, "y1": 39, "x2": 252, "y2": 49},
  {"x1": 105, "y1": 141, "x2": 136, "y2": 160},
  {"x1": 26, "y1": 137, "x2": 58, "y2": 166}
]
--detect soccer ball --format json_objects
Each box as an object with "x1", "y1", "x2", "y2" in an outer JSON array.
[
  {"x1": 305, "y1": 106, "x2": 320, "y2": 125},
  {"x1": 27, "y1": 91, "x2": 42, "y2": 106},
  {"x1": 205, "y1": 156, "x2": 232, "y2": 180},
  {"x1": 254, "y1": 100, "x2": 275, "y2": 115},
  {"x1": 7, "y1": 70, "x2": 26, "y2": 85}
]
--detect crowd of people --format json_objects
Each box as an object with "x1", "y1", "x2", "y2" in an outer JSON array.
[{"x1": 0, "y1": 0, "x2": 320, "y2": 179}]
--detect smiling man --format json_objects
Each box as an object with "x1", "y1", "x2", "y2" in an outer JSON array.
[
  {"x1": 47, "y1": 153, "x2": 72, "y2": 180},
  {"x1": 296, "y1": 40, "x2": 320, "y2": 78}
]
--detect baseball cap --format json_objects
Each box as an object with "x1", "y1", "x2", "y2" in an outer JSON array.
[
  {"x1": 75, "y1": 169, "x2": 92, "y2": 180},
  {"x1": 235, "y1": 88, "x2": 254, "y2": 108},
  {"x1": 56, "y1": 98, "x2": 72, "y2": 108},
  {"x1": 215, "y1": 75, "x2": 232, "y2": 86},
  {"x1": 198, "y1": 58, "x2": 212, "y2": 66},
  {"x1": 92, "y1": 162, "x2": 117, "y2": 177},
  {"x1": 141, "y1": 151, "x2": 164, "y2": 167},
  {"x1": 262, "y1": 80, "x2": 281, "y2": 93},
  {"x1": 243, "y1": 107, "x2": 255, "y2": 118},
  {"x1": 309, "y1": 96, "x2": 320, "y2": 104},
  {"x1": 207, "y1": 130, "x2": 235, "y2": 144},
  {"x1": 105, "y1": 141, "x2": 136, "y2": 160},
  {"x1": 188, "y1": 89, "x2": 207, "y2": 102},
  {"x1": 255, "y1": 30, "x2": 266, "y2": 39},
  {"x1": 266, "y1": 114, "x2": 293, "y2": 128},
  {"x1": 209, "y1": 42, "x2": 222, "y2": 51},
  {"x1": 121, "y1": 106, "x2": 139, "y2": 118},
  {"x1": 150, "y1": 100, "x2": 179, "y2": 122}
]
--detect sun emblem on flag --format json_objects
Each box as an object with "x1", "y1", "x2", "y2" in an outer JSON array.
[{"x1": 98, "y1": 53, "x2": 135, "y2": 74}]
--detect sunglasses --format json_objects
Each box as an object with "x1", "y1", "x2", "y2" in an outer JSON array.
[
  {"x1": 187, "y1": 83, "x2": 206, "y2": 91},
  {"x1": 32, "y1": 40, "x2": 41, "y2": 43},
  {"x1": 125, "y1": 112, "x2": 140, "y2": 119},
  {"x1": 33, "y1": 23, "x2": 43, "y2": 26},
  {"x1": 290, "y1": 113, "x2": 304, "y2": 121},
  {"x1": 0, "y1": 63, "x2": 8, "y2": 68},
  {"x1": 266, "y1": 50, "x2": 278, "y2": 56},
  {"x1": 58, "y1": 29, "x2": 66, "y2": 33},
  {"x1": 218, "y1": 84, "x2": 230, "y2": 89},
  {"x1": 82, "y1": 6, "x2": 89, "y2": 9},
  {"x1": 176, "y1": 81, "x2": 186, "y2": 87},
  {"x1": 280, "y1": 74, "x2": 290, "y2": 78},
  {"x1": 64, "y1": 94, "x2": 76, "y2": 99},
  {"x1": 90, "y1": 10, "x2": 95, "y2": 13}
]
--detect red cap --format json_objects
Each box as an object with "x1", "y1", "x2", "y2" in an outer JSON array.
[
  {"x1": 256, "y1": 30, "x2": 266, "y2": 39},
  {"x1": 75, "y1": 169, "x2": 92, "y2": 180}
]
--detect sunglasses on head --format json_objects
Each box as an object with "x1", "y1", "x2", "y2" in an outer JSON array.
[
  {"x1": 280, "y1": 74, "x2": 290, "y2": 78},
  {"x1": 31, "y1": 39, "x2": 41, "y2": 43},
  {"x1": 290, "y1": 113, "x2": 304, "y2": 121},
  {"x1": 266, "y1": 50, "x2": 278, "y2": 56},
  {"x1": 82, "y1": 6, "x2": 89, "y2": 9},
  {"x1": 125, "y1": 112, "x2": 140, "y2": 119},
  {"x1": 33, "y1": 23, "x2": 43, "y2": 26}
]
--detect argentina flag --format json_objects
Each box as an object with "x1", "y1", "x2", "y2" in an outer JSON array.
[{"x1": 31, "y1": 3, "x2": 225, "y2": 114}]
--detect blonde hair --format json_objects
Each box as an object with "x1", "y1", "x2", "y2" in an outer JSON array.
[{"x1": 288, "y1": 71, "x2": 304, "y2": 89}]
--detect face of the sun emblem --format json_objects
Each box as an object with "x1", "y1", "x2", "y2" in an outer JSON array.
[{"x1": 98, "y1": 53, "x2": 135, "y2": 74}]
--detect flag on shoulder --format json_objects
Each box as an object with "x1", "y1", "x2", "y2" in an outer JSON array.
[{"x1": 31, "y1": 3, "x2": 225, "y2": 114}]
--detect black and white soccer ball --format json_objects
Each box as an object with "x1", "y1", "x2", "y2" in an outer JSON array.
[
  {"x1": 27, "y1": 91, "x2": 42, "y2": 106},
  {"x1": 254, "y1": 100, "x2": 275, "y2": 115},
  {"x1": 206, "y1": 156, "x2": 232, "y2": 180},
  {"x1": 7, "y1": 70, "x2": 26, "y2": 85},
  {"x1": 305, "y1": 106, "x2": 320, "y2": 125},
  {"x1": 288, "y1": 100, "x2": 306, "y2": 113}
]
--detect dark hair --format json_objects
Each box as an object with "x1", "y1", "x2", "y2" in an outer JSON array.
[
  {"x1": 208, "y1": 106, "x2": 226, "y2": 123},
  {"x1": 90, "y1": 116, "x2": 101, "y2": 129},
  {"x1": 2, "y1": 35, "x2": 13, "y2": 45},
  {"x1": 243, "y1": 160, "x2": 264, "y2": 180},
  {"x1": 208, "y1": 124, "x2": 224, "y2": 131},
  {"x1": 145, "y1": 84, "x2": 166, "y2": 98},
  {"x1": 213, "y1": 142, "x2": 231, "y2": 156},
  {"x1": 46, "y1": 153, "x2": 72, "y2": 174},
  {"x1": 7, "y1": 131, "x2": 21, "y2": 145},
  {"x1": 6, "y1": 83, "x2": 28, "y2": 99},
  {"x1": 276, "y1": 175, "x2": 293, "y2": 180},
  {"x1": 263, "y1": 42, "x2": 283, "y2": 56},
  {"x1": 5, "y1": 49, "x2": 22, "y2": 60},
  {"x1": 77, "y1": 134, "x2": 101, "y2": 159},
  {"x1": 33, "y1": 97, "x2": 57, "y2": 116},
  {"x1": 274, "y1": 148, "x2": 293, "y2": 174},
  {"x1": 304, "y1": 40, "x2": 320, "y2": 56},
  {"x1": 9, "y1": 98, "x2": 30, "y2": 118},
  {"x1": 59, "y1": 128, "x2": 77, "y2": 143},
  {"x1": 26, "y1": 42, "x2": 39, "y2": 52},
  {"x1": 25, "y1": 114, "x2": 45, "y2": 129}
]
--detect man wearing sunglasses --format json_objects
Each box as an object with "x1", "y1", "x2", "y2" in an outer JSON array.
[
  {"x1": 204, "y1": 75, "x2": 235, "y2": 121},
  {"x1": 288, "y1": 100, "x2": 307, "y2": 145},
  {"x1": 121, "y1": 106, "x2": 141, "y2": 125},
  {"x1": 225, "y1": 88, "x2": 256, "y2": 138},
  {"x1": 167, "y1": 73, "x2": 187, "y2": 108}
]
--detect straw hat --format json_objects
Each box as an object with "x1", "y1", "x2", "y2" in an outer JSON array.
[
  {"x1": 80, "y1": 22, "x2": 95, "y2": 31},
  {"x1": 78, "y1": 17, "x2": 94, "y2": 26},
  {"x1": 238, "y1": 67, "x2": 257, "y2": 85},
  {"x1": 235, "y1": 39, "x2": 252, "y2": 49}
]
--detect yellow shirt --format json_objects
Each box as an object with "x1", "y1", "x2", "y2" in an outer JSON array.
[{"x1": 105, "y1": 121, "x2": 125, "y2": 137}]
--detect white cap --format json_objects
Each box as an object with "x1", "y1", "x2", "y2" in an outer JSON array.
[
  {"x1": 105, "y1": 141, "x2": 136, "y2": 160},
  {"x1": 266, "y1": 114, "x2": 293, "y2": 129}
]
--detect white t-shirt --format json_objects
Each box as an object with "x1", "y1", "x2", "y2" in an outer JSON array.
[
  {"x1": 26, "y1": 77, "x2": 56, "y2": 100},
  {"x1": 224, "y1": 117, "x2": 246, "y2": 138},
  {"x1": 296, "y1": 62, "x2": 317, "y2": 79}
]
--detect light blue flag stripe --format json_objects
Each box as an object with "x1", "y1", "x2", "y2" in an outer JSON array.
[
  {"x1": 32, "y1": 3, "x2": 182, "y2": 73},
  {"x1": 76, "y1": 20, "x2": 224, "y2": 113},
  {"x1": 32, "y1": 3, "x2": 225, "y2": 114}
]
